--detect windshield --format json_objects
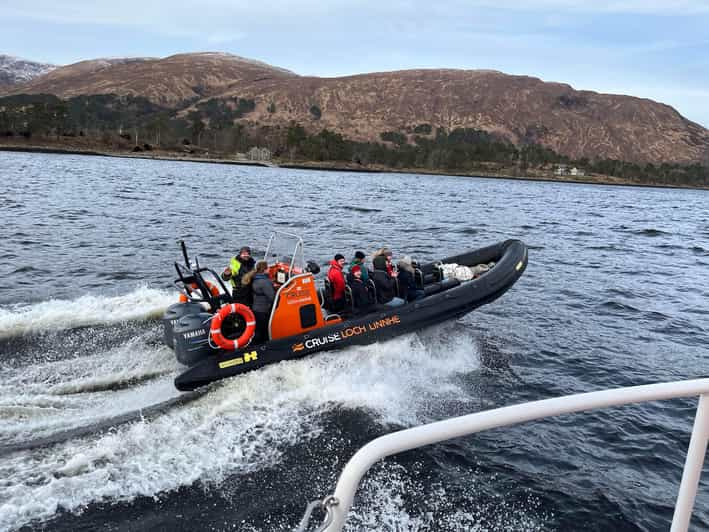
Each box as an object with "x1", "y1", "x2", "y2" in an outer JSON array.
[{"x1": 263, "y1": 231, "x2": 305, "y2": 271}]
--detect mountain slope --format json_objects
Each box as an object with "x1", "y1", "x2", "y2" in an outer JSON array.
[
  {"x1": 3, "y1": 53, "x2": 708, "y2": 165},
  {"x1": 0, "y1": 54, "x2": 56, "y2": 88},
  {"x1": 214, "y1": 68, "x2": 709, "y2": 165},
  {"x1": 6, "y1": 52, "x2": 296, "y2": 105}
]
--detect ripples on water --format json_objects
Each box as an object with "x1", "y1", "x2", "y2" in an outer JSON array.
[{"x1": 0, "y1": 152, "x2": 708, "y2": 531}]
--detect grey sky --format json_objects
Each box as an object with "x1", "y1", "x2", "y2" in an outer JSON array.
[{"x1": 2, "y1": 0, "x2": 708, "y2": 126}]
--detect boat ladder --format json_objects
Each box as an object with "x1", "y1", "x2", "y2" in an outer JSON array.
[{"x1": 297, "y1": 378, "x2": 709, "y2": 532}]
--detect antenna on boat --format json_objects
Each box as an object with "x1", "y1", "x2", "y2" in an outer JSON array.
[{"x1": 179, "y1": 240, "x2": 190, "y2": 268}]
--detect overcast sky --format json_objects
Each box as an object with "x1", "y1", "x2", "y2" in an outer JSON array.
[{"x1": 3, "y1": 1, "x2": 708, "y2": 127}]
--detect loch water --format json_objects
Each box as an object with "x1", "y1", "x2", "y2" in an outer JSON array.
[{"x1": 0, "y1": 151, "x2": 708, "y2": 531}]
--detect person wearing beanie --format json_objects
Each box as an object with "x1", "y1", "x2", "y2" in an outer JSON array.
[
  {"x1": 372, "y1": 255, "x2": 388, "y2": 271},
  {"x1": 373, "y1": 247, "x2": 395, "y2": 275},
  {"x1": 371, "y1": 254, "x2": 405, "y2": 307},
  {"x1": 327, "y1": 253, "x2": 347, "y2": 311},
  {"x1": 349, "y1": 250, "x2": 369, "y2": 282},
  {"x1": 221, "y1": 245, "x2": 256, "y2": 304},
  {"x1": 350, "y1": 264, "x2": 374, "y2": 315}
]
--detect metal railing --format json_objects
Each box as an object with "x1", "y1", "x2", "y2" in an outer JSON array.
[
  {"x1": 300, "y1": 378, "x2": 709, "y2": 532},
  {"x1": 263, "y1": 230, "x2": 306, "y2": 274}
]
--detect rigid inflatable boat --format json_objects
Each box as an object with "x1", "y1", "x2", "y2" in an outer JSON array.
[{"x1": 164, "y1": 232, "x2": 528, "y2": 391}]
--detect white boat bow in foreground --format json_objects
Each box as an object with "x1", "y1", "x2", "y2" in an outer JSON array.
[{"x1": 298, "y1": 378, "x2": 709, "y2": 532}]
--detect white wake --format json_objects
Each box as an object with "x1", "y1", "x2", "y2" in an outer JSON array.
[
  {"x1": 0, "y1": 286, "x2": 176, "y2": 339},
  {"x1": 0, "y1": 328, "x2": 482, "y2": 530}
]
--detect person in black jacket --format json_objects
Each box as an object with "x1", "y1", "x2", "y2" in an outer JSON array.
[
  {"x1": 372, "y1": 255, "x2": 405, "y2": 307},
  {"x1": 350, "y1": 265, "x2": 374, "y2": 315},
  {"x1": 397, "y1": 256, "x2": 424, "y2": 302},
  {"x1": 250, "y1": 261, "x2": 275, "y2": 342}
]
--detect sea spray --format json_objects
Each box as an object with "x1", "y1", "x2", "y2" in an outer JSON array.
[
  {"x1": 0, "y1": 325, "x2": 482, "y2": 530},
  {"x1": 0, "y1": 330, "x2": 181, "y2": 445},
  {"x1": 0, "y1": 286, "x2": 176, "y2": 339}
]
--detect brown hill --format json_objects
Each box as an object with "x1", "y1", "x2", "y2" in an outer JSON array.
[
  {"x1": 4, "y1": 52, "x2": 708, "y2": 165},
  {"x1": 7, "y1": 52, "x2": 296, "y2": 105},
  {"x1": 225, "y1": 69, "x2": 709, "y2": 165}
]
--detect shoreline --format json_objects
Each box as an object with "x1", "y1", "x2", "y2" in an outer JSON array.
[
  {"x1": 1, "y1": 143, "x2": 706, "y2": 191},
  {"x1": 279, "y1": 162, "x2": 701, "y2": 190},
  {"x1": 0, "y1": 144, "x2": 274, "y2": 168}
]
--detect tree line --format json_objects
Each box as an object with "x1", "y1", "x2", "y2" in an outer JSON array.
[
  {"x1": 0, "y1": 93, "x2": 258, "y2": 153},
  {"x1": 1, "y1": 93, "x2": 706, "y2": 187},
  {"x1": 283, "y1": 124, "x2": 708, "y2": 187}
]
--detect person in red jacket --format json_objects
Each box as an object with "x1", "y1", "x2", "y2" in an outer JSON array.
[{"x1": 327, "y1": 253, "x2": 347, "y2": 311}]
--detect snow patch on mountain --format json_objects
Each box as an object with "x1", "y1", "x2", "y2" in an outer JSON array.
[
  {"x1": 169, "y1": 51, "x2": 296, "y2": 75},
  {"x1": 0, "y1": 54, "x2": 57, "y2": 87}
]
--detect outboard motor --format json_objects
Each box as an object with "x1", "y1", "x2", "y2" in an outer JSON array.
[
  {"x1": 174, "y1": 312, "x2": 217, "y2": 366},
  {"x1": 162, "y1": 302, "x2": 204, "y2": 348}
]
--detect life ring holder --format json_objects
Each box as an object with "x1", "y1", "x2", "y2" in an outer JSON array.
[{"x1": 209, "y1": 303, "x2": 256, "y2": 351}]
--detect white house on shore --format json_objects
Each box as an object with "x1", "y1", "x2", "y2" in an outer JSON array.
[
  {"x1": 247, "y1": 147, "x2": 271, "y2": 161},
  {"x1": 555, "y1": 164, "x2": 585, "y2": 177},
  {"x1": 235, "y1": 147, "x2": 272, "y2": 161}
]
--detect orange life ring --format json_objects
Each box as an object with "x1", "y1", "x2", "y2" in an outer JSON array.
[
  {"x1": 179, "y1": 281, "x2": 220, "y2": 303},
  {"x1": 210, "y1": 303, "x2": 256, "y2": 351}
]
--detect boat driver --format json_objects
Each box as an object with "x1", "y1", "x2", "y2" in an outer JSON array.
[{"x1": 222, "y1": 246, "x2": 256, "y2": 304}]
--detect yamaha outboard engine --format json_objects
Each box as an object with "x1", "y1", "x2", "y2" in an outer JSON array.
[
  {"x1": 169, "y1": 240, "x2": 232, "y2": 362},
  {"x1": 162, "y1": 302, "x2": 204, "y2": 348},
  {"x1": 174, "y1": 312, "x2": 217, "y2": 366}
]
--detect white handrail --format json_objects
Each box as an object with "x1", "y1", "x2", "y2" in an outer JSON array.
[{"x1": 318, "y1": 378, "x2": 709, "y2": 532}]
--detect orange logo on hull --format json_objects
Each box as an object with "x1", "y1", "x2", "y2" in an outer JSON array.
[{"x1": 290, "y1": 315, "x2": 401, "y2": 353}]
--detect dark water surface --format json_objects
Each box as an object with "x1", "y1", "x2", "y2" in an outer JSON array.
[{"x1": 1, "y1": 152, "x2": 708, "y2": 531}]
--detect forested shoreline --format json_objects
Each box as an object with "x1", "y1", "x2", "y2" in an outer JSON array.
[{"x1": 1, "y1": 93, "x2": 707, "y2": 188}]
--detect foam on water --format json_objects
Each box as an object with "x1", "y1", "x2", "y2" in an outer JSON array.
[
  {"x1": 0, "y1": 286, "x2": 176, "y2": 339},
  {"x1": 0, "y1": 326, "x2": 481, "y2": 530},
  {"x1": 0, "y1": 332, "x2": 182, "y2": 445},
  {"x1": 345, "y1": 463, "x2": 548, "y2": 532}
]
